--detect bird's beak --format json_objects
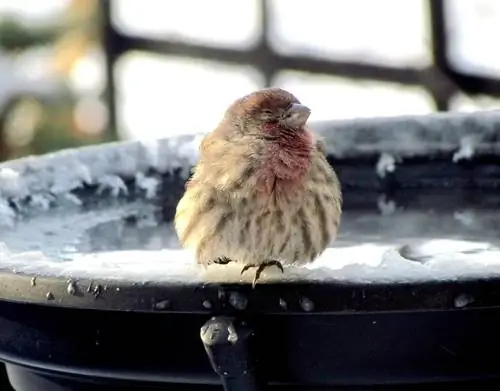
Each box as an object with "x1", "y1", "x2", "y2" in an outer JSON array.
[{"x1": 285, "y1": 103, "x2": 311, "y2": 129}]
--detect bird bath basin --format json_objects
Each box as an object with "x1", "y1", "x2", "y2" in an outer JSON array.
[{"x1": 1, "y1": 111, "x2": 500, "y2": 390}]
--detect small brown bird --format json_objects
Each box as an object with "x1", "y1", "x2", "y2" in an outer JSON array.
[{"x1": 174, "y1": 88, "x2": 342, "y2": 286}]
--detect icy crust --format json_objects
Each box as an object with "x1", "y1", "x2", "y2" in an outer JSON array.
[
  {"x1": 0, "y1": 200, "x2": 499, "y2": 284},
  {"x1": 1, "y1": 110, "x2": 499, "y2": 222},
  {"x1": 1, "y1": 236, "x2": 499, "y2": 285},
  {"x1": 0, "y1": 111, "x2": 500, "y2": 284},
  {"x1": 313, "y1": 109, "x2": 500, "y2": 159},
  {"x1": 0, "y1": 134, "x2": 203, "y2": 227}
]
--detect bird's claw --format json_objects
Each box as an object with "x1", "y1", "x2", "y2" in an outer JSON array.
[{"x1": 240, "y1": 260, "x2": 284, "y2": 288}]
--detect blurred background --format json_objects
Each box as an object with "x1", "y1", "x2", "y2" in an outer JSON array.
[{"x1": 0, "y1": 0, "x2": 499, "y2": 162}]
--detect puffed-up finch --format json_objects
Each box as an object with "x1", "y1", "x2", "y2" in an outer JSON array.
[{"x1": 174, "y1": 87, "x2": 342, "y2": 286}]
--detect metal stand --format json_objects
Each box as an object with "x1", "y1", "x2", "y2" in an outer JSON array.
[{"x1": 200, "y1": 316, "x2": 263, "y2": 391}]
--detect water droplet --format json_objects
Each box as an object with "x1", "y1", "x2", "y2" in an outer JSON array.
[
  {"x1": 299, "y1": 296, "x2": 314, "y2": 312},
  {"x1": 67, "y1": 281, "x2": 77, "y2": 296},
  {"x1": 279, "y1": 298, "x2": 287, "y2": 310},
  {"x1": 46, "y1": 292, "x2": 54, "y2": 300},
  {"x1": 454, "y1": 293, "x2": 474, "y2": 308},
  {"x1": 229, "y1": 291, "x2": 247, "y2": 310},
  {"x1": 202, "y1": 300, "x2": 213, "y2": 309},
  {"x1": 153, "y1": 299, "x2": 171, "y2": 310},
  {"x1": 30, "y1": 277, "x2": 36, "y2": 287}
]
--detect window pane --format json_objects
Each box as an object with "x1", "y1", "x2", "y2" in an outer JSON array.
[
  {"x1": 450, "y1": 93, "x2": 500, "y2": 113},
  {"x1": 273, "y1": 71, "x2": 434, "y2": 121},
  {"x1": 446, "y1": 0, "x2": 500, "y2": 78},
  {"x1": 269, "y1": 0, "x2": 430, "y2": 68},
  {"x1": 112, "y1": 0, "x2": 261, "y2": 49},
  {"x1": 115, "y1": 53, "x2": 264, "y2": 140}
]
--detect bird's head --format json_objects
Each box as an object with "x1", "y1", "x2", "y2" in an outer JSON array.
[{"x1": 225, "y1": 87, "x2": 311, "y2": 137}]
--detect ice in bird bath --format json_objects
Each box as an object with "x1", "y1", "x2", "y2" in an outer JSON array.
[
  {"x1": 1, "y1": 120, "x2": 500, "y2": 284},
  {"x1": 1, "y1": 193, "x2": 500, "y2": 284}
]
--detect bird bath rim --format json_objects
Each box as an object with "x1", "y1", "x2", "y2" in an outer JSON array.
[{"x1": 1, "y1": 111, "x2": 500, "y2": 312}]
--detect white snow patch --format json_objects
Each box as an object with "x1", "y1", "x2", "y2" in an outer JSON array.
[
  {"x1": 0, "y1": 230, "x2": 500, "y2": 283},
  {"x1": 313, "y1": 111, "x2": 500, "y2": 159},
  {"x1": 0, "y1": 168, "x2": 22, "y2": 198},
  {"x1": 0, "y1": 198, "x2": 15, "y2": 228},
  {"x1": 377, "y1": 195, "x2": 397, "y2": 216},
  {"x1": 64, "y1": 193, "x2": 83, "y2": 206},
  {"x1": 0, "y1": 200, "x2": 498, "y2": 284},
  {"x1": 399, "y1": 239, "x2": 495, "y2": 262},
  {"x1": 28, "y1": 194, "x2": 53, "y2": 211},
  {"x1": 454, "y1": 210, "x2": 476, "y2": 227},
  {"x1": 0, "y1": 133, "x2": 202, "y2": 222},
  {"x1": 96, "y1": 175, "x2": 128, "y2": 197},
  {"x1": 0, "y1": 111, "x2": 498, "y2": 217},
  {"x1": 453, "y1": 135, "x2": 476, "y2": 162},
  {"x1": 134, "y1": 172, "x2": 159, "y2": 199},
  {"x1": 376, "y1": 153, "x2": 397, "y2": 178},
  {"x1": 0, "y1": 237, "x2": 499, "y2": 284}
]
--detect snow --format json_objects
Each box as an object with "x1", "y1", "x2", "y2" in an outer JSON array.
[
  {"x1": 0, "y1": 196, "x2": 499, "y2": 284},
  {"x1": 377, "y1": 195, "x2": 397, "y2": 216},
  {"x1": 314, "y1": 110, "x2": 500, "y2": 159},
  {"x1": 96, "y1": 175, "x2": 128, "y2": 197},
  {"x1": 1, "y1": 229, "x2": 499, "y2": 284},
  {"x1": 376, "y1": 153, "x2": 397, "y2": 178},
  {"x1": 1, "y1": 109, "x2": 496, "y2": 215},
  {"x1": 134, "y1": 172, "x2": 160, "y2": 200},
  {"x1": 0, "y1": 198, "x2": 15, "y2": 228},
  {"x1": 0, "y1": 111, "x2": 500, "y2": 284},
  {"x1": 452, "y1": 135, "x2": 477, "y2": 162},
  {"x1": 0, "y1": 133, "x2": 201, "y2": 225}
]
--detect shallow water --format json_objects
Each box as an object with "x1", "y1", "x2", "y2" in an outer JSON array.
[
  {"x1": 1, "y1": 195, "x2": 500, "y2": 284},
  {"x1": 2, "y1": 199, "x2": 500, "y2": 256}
]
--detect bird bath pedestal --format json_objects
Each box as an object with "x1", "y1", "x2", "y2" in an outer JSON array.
[{"x1": 1, "y1": 112, "x2": 500, "y2": 390}]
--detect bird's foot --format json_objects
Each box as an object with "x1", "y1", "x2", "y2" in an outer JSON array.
[
  {"x1": 240, "y1": 260, "x2": 284, "y2": 288},
  {"x1": 213, "y1": 256, "x2": 233, "y2": 265}
]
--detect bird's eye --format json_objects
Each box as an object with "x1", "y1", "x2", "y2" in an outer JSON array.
[{"x1": 262, "y1": 109, "x2": 273, "y2": 115}]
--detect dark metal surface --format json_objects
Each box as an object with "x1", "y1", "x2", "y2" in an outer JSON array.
[
  {"x1": 1, "y1": 270, "x2": 500, "y2": 313},
  {"x1": 201, "y1": 316, "x2": 262, "y2": 391},
  {"x1": 1, "y1": 299, "x2": 500, "y2": 388}
]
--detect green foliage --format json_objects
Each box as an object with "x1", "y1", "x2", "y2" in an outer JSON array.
[
  {"x1": 0, "y1": 17, "x2": 60, "y2": 51},
  {"x1": 0, "y1": 4, "x2": 114, "y2": 163}
]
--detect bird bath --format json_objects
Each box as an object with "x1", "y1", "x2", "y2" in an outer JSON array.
[{"x1": 1, "y1": 111, "x2": 500, "y2": 390}]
